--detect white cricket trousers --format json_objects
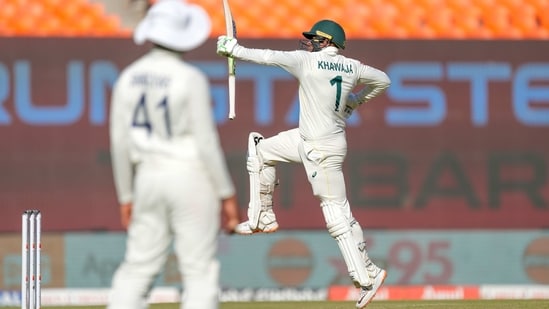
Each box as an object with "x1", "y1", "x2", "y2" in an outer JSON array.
[
  {"x1": 108, "y1": 160, "x2": 221, "y2": 309},
  {"x1": 260, "y1": 128, "x2": 349, "y2": 206}
]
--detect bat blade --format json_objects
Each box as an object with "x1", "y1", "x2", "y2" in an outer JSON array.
[{"x1": 222, "y1": 0, "x2": 236, "y2": 120}]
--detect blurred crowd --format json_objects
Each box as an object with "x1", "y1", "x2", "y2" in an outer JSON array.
[{"x1": 1, "y1": 0, "x2": 548, "y2": 39}]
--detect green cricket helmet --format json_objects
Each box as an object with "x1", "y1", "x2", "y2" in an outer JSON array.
[{"x1": 302, "y1": 20, "x2": 346, "y2": 50}]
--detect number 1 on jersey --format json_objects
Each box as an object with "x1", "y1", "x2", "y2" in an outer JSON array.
[{"x1": 330, "y1": 75, "x2": 342, "y2": 112}]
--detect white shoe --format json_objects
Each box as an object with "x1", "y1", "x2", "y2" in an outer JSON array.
[
  {"x1": 234, "y1": 221, "x2": 254, "y2": 234},
  {"x1": 234, "y1": 209, "x2": 279, "y2": 235},
  {"x1": 355, "y1": 269, "x2": 387, "y2": 309}
]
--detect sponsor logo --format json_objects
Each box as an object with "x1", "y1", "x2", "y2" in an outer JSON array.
[{"x1": 523, "y1": 237, "x2": 549, "y2": 284}]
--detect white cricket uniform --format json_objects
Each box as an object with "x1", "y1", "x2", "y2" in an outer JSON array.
[
  {"x1": 232, "y1": 43, "x2": 390, "y2": 290},
  {"x1": 108, "y1": 47, "x2": 235, "y2": 309},
  {"x1": 232, "y1": 45, "x2": 390, "y2": 207}
]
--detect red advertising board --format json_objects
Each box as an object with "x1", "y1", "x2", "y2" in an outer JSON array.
[{"x1": 0, "y1": 38, "x2": 547, "y2": 231}]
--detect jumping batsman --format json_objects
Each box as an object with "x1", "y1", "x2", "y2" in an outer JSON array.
[{"x1": 217, "y1": 20, "x2": 391, "y2": 308}]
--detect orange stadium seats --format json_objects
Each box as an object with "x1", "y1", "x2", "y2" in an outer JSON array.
[
  {"x1": 0, "y1": 0, "x2": 130, "y2": 36},
  {"x1": 0, "y1": 0, "x2": 548, "y2": 38},
  {"x1": 195, "y1": 0, "x2": 549, "y2": 39}
]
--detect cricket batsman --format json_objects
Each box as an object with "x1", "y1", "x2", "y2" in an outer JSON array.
[{"x1": 217, "y1": 19, "x2": 391, "y2": 308}]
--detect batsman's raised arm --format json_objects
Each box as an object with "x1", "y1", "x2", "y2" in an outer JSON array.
[{"x1": 216, "y1": 36, "x2": 303, "y2": 73}]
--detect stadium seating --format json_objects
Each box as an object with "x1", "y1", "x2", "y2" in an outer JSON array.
[
  {"x1": 0, "y1": 0, "x2": 130, "y2": 36},
  {"x1": 0, "y1": 0, "x2": 548, "y2": 38}
]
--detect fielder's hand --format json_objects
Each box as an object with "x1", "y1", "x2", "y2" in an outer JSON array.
[
  {"x1": 217, "y1": 35, "x2": 238, "y2": 57},
  {"x1": 221, "y1": 195, "x2": 240, "y2": 234},
  {"x1": 119, "y1": 203, "x2": 132, "y2": 229}
]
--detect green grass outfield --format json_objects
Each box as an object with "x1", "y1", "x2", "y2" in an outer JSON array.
[{"x1": 7, "y1": 300, "x2": 549, "y2": 308}]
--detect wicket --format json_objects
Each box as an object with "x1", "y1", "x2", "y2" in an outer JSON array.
[{"x1": 21, "y1": 210, "x2": 41, "y2": 309}]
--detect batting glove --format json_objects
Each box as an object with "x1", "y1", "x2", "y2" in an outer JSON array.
[{"x1": 217, "y1": 35, "x2": 238, "y2": 57}]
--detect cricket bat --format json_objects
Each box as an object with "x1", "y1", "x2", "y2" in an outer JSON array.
[{"x1": 222, "y1": 0, "x2": 236, "y2": 120}]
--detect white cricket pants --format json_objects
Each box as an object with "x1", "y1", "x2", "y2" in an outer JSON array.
[
  {"x1": 108, "y1": 160, "x2": 221, "y2": 309},
  {"x1": 259, "y1": 128, "x2": 351, "y2": 217}
]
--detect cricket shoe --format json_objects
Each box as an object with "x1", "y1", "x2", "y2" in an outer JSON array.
[
  {"x1": 234, "y1": 209, "x2": 279, "y2": 235},
  {"x1": 356, "y1": 269, "x2": 387, "y2": 309}
]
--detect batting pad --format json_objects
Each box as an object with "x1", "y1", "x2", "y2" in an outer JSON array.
[
  {"x1": 247, "y1": 132, "x2": 263, "y2": 229},
  {"x1": 322, "y1": 201, "x2": 372, "y2": 288}
]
